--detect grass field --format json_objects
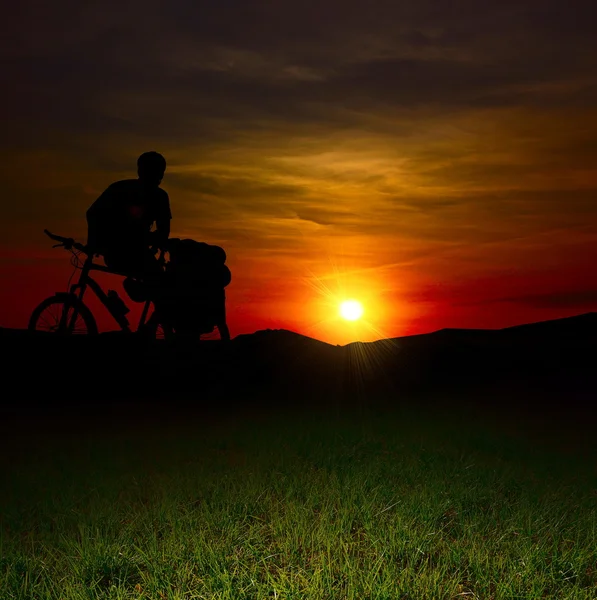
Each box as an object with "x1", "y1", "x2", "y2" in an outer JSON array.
[{"x1": 1, "y1": 400, "x2": 596, "y2": 599}]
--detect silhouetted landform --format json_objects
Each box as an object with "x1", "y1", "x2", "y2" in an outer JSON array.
[{"x1": 1, "y1": 312, "x2": 595, "y2": 429}]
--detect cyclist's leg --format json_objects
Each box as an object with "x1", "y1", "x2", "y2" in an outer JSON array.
[
  {"x1": 103, "y1": 250, "x2": 140, "y2": 275},
  {"x1": 133, "y1": 250, "x2": 172, "y2": 322},
  {"x1": 104, "y1": 247, "x2": 159, "y2": 278}
]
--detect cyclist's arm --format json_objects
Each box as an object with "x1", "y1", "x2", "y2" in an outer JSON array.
[
  {"x1": 155, "y1": 217, "x2": 170, "y2": 241},
  {"x1": 151, "y1": 192, "x2": 172, "y2": 250}
]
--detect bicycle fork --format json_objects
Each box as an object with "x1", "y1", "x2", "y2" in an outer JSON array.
[{"x1": 59, "y1": 299, "x2": 79, "y2": 334}]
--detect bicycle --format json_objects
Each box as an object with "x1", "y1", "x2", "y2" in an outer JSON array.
[{"x1": 28, "y1": 229, "x2": 171, "y2": 338}]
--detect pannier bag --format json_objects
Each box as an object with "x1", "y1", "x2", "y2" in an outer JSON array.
[{"x1": 161, "y1": 238, "x2": 231, "y2": 333}]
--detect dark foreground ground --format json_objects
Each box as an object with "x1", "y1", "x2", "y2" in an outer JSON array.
[
  {"x1": 1, "y1": 321, "x2": 596, "y2": 598},
  {"x1": 1, "y1": 315, "x2": 595, "y2": 451}
]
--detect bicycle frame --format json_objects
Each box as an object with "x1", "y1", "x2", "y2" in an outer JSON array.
[{"x1": 67, "y1": 253, "x2": 153, "y2": 332}]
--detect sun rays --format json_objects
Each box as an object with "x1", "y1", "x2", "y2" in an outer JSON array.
[{"x1": 299, "y1": 253, "x2": 397, "y2": 346}]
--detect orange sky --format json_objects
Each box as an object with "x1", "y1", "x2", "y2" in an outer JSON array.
[{"x1": 2, "y1": 0, "x2": 597, "y2": 345}]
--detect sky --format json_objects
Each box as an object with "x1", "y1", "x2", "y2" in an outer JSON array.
[{"x1": 2, "y1": 0, "x2": 597, "y2": 344}]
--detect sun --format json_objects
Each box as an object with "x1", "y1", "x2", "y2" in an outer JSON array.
[{"x1": 339, "y1": 299, "x2": 364, "y2": 321}]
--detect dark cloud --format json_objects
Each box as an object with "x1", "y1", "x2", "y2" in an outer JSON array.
[{"x1": 7, "y1": 0, "x2": 597, "y2": 142}]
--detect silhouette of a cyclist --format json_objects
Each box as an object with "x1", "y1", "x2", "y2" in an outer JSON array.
[{"x1": 86, "y1": 152, "x2": 171, "y2": 280}]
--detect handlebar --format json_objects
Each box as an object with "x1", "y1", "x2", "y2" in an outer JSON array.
[
  {"x1": 44, "y1": 229, "x2": 168, "y2": 259},
  {"x1": 44, "y1": 229, "x2": 88, "y2": 253}
]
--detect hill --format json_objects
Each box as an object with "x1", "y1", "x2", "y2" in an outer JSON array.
[{"x1": 1, "y1": 312, "x2": 595, "y2": 425}]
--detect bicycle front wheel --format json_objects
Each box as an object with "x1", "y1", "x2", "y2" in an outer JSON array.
[{"x1": 28, "y1": 295, "x2": 98, "y2": 335}]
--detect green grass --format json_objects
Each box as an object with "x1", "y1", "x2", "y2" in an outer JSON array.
[{"x1": 1, "y1": 402, "x2": 596, "y2": 599}]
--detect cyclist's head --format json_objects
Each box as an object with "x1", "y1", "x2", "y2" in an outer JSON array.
[{"x1": 137, "y1": 151, "x2": 166, "y2": 186}]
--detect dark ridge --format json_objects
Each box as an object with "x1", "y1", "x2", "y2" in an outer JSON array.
[
  {"x1": 1, "y1": 312, "x2": 595, "y2": 437},
  {"x1": 500, "y1": 311, "x2": 597, "y2": 335},
  {"x1": 233, "y1": 327, "x2": 335, "y2": 348},
  {"x1": 2, "y1": 310, "x2": 596, "y2": 347}
]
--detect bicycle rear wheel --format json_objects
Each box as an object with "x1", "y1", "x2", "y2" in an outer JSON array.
[
  {"x1": 139, "y1": 310, "x2": 174, "y2": 341},
  {"x1": 168, "y1": 323, "x2": 229, "y2": 341},
  {"x1": 199, "y1": 322, "x2": 230, "y2": 341},
  {"x1": 28, "y1": 295, "x2": 98, "y2": 335}
]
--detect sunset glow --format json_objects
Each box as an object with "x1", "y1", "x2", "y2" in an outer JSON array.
[{"x1": 2, "y1": 1, "x2": 597, "y2": 344}]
